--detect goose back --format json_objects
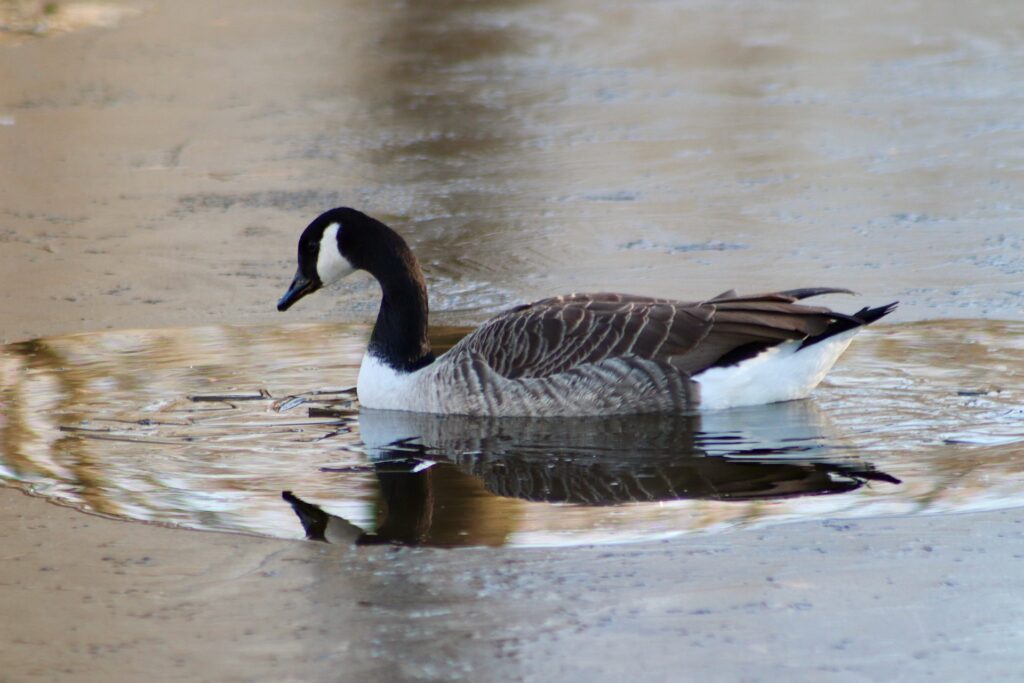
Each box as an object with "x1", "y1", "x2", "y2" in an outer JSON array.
[{"x1": 443, "y1": 289, "x2": 854, "y2": 380}]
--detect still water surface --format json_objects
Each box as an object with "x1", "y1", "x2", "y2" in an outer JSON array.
[
  {"x1": 3, "y1": 0, "x2": 1022, "y2": 548},
  {"x1": 1, "y1": 320, "x2": 1020, "y2": 547}
]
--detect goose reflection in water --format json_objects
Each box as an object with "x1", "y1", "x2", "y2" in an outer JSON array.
[{"x1": 283, "y1": 400, "x2": 899, "y2": 547}]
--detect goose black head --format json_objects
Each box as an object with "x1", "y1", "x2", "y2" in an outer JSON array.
[{"x1": 277, "y1": 208, "x2": 363, "y2": 312}]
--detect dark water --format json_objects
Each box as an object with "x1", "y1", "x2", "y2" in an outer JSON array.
[{"x1": 0, "y1": 320, "x2": 1020, "y2": 547}]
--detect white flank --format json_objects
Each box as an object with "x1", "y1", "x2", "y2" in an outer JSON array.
[
  {"x1": 316, "y1": 222, "x2": 355, "y2": 285},
  {"x1": 694, "y1": 328, "x2": 859, "y2": 411}
]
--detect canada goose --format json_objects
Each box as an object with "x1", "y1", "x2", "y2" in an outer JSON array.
[{"x1": 278, "y1": 207, "x2": 895, "y2": 416}]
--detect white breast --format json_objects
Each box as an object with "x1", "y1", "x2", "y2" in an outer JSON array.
[
  {"x1": 694, "y1": 329, "x2": 859, "y2": 411},
  {"x1": 356, "y1": 352, "x2": 439, "y2": 412}
]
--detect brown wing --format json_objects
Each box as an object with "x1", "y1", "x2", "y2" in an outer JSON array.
[
  {"x1": 448, "y1": 289, "x2": 856, "y2": 380},
  {"x1": 674, "y1": 287, "x2": 862, "y2": 372}
]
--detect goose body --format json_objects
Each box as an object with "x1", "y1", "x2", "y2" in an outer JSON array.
[{"x1": 278, "y1": 208, "x2": 896, "y2": 417}]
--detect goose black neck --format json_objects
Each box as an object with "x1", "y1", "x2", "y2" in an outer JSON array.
[{"x1": 366, "y1": 252, "x2": 434, "y2": 373}]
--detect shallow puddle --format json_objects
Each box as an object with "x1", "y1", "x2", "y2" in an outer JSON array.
[{"x1": 0, "y1": 320, "x2": 1020, "y2": 547}]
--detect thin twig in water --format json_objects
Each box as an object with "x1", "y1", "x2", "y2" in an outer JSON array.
[
  {"x1": 188, "y1": 389, "x2": 271, "y2": 402},
  {"x1": 308, "y1": 407, "x2": 359, "y2": 418},
  {"x1": 273, "y1": 396, "x2": 308, "y2": 412}
]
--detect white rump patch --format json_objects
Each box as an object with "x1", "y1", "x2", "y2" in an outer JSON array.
[
  {"x1": 316, "y1": 222, "x2": 354, "y2": 285},
  {"x1": 694, "y1": 329, "x2": 859, "y2": 410}
]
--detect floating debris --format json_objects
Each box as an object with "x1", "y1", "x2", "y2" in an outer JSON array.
[
  {"x1": 308, "y1": 386, "x2": 357, "y2": 395},
  {"x1": 957, "y1": 387, "x2": 1001, "y2": 397},
  {"x1": 58, "y1": 424, "x2": 111, "y2": 433},
  {"x1": 188, "y1": 389, "x2": 271, "y2": 402},
  {"x1": 273, "y1": 395, "x2": 308, "y2": 412},
  {"x1": 308, "y1": 406, "x2": 359, "y2": 418}
]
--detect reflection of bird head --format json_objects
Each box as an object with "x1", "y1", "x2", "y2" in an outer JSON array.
[{"x1": 281, "y1": 490, "x2": 364, "y2": 544}]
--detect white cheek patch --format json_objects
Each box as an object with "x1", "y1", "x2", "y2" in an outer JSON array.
[{"x1": 316, "y1": 222, "x2": 355, "y2": 285}]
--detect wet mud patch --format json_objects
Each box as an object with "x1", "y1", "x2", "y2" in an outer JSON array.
[{"x1": 0, "y1": 320, "x2": 1020, "y2": 547}]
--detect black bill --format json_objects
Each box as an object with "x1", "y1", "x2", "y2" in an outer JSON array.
[{"x1": 277, "y1": 270, "x2": 318, "y2": 311}]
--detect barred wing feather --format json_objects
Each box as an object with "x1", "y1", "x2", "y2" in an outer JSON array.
[{"x1": 446, "y1": 290, "x2": 853, "y2": 381}]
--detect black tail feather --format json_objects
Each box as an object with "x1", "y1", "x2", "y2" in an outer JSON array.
[
  {"x1": 851, "y1": 301, "x2": 899, "y2": 325},
  {"x1": 800, "y1": 301, "x2": 898, "y2": 349}
]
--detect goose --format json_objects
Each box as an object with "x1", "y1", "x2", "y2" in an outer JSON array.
[{"x1": 277, "y1": 207, "x2": 896, "y2": 416}]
